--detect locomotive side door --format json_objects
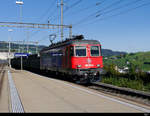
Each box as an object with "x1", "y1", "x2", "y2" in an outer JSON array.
[
  {"x1": 65, "y1": 46, "x2": 69, "y2": 69},
  {"x1": 64, "y1": 46, "x2": 73, "y2": 69}
]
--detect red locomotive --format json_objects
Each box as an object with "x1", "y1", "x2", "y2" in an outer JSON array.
[{"x1": 40, "y1": 35, "x2": 103, "y2": 83}]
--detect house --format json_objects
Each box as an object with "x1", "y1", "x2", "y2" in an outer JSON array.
[{"x1": 115, "y1": 66, "x2": 129, "y2": 74}]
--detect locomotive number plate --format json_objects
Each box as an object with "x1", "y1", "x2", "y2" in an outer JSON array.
[{"x1": 85, "y1": 64, "x2": 94, "y2": 67}]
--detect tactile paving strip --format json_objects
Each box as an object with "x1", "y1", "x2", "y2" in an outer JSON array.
[{"x1": 8, "y1": 70, "x2": 24, "y2": 113}]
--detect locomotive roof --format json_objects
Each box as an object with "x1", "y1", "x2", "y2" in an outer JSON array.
[
  {"x1": 40, "y1": 39, "x2": 101, "y2": 53},
  {"x1": 68, "y1": 39, "x2": 100, "y2": 45}
]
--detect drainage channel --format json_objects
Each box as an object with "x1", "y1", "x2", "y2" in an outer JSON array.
[{"x1": 8, "y1": 70, "x2": 24, "y2": 113}]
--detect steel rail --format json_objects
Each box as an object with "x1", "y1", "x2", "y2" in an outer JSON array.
[
  {"x1": 0, "y1": 65, "x2": 5, "y2": 97},
  {"x1": 90, "y1": 82, "x2": 150, "y2": 106},
  {"x1": 93, "y1": 82, "x2": 150, "y2": 99}
]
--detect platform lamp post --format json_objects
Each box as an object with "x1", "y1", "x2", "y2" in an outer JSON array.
[
  {"x1": 16, "y1": 0, "x2": 24, "y2": 71},
  {"x1": 16, "y1": 0, "x2": 24, "y2": 23},
  {"x1": 16, "y1": 0, "x2": 24, "y2": 53},
  {"x1": 8, "y1": 29, "x2": 13, "y2": 68}
]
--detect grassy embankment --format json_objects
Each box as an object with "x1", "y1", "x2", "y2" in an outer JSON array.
[{"x1": 101, "y1": 51, "x2": 150, "y2": 92}]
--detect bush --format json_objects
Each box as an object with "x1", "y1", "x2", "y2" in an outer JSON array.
[
  {"x1": 102, "y1": 63, "x2": 150, "y2": 92},
  {"x1": 102, "y1": 76, "x2": 145, "y2": 91}
]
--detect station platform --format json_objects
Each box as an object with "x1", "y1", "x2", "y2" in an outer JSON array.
[{"x1": 0, "y1": 68, "x2": 150, "y2": 113}]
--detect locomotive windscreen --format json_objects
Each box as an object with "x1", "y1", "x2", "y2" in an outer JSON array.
[
  {"x1": 91, "y1": 46, "x2": 100, "y2": 56},
  {"x1": 75, "y1": 46, "x2": 86, "y2": 57}
]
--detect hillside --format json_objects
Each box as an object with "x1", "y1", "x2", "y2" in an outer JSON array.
[
  {"x1": 0, "y1": 41, "x2": 126, "y2": 56},
  {"x1": 103, "y1": 52, "x2": 150, "y2": 71},
  {"x1": 101, "y1": 49, "x2": 126, "y2": 57},
  {"x1": 0, "y1": 41, "x2": 45, "y2": 53}
]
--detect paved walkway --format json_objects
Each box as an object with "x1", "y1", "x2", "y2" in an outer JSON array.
[
  {"x1": 10, "y1": 69, "x2": 150, "y2": 113},
  {"x1": 1, "y1": 68, "x2": 150, "y2": 113}
]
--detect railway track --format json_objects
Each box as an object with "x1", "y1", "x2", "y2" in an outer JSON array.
[
  {"x1": 87, "y1": 82, "x2": 150, "y2": 107},
  {"x1": 0, "y1": 64, "x2": 6, "y2": 97}
]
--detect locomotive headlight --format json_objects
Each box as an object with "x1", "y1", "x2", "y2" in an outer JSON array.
[
  {"x1": 94, "y1": 73, "x2": 97, "y2": 76},
  {"x1": 77, "y1": 65, "x2": 82, "y2": 68},
  {"x1": 84, "y1": 73, "x2": 88, "y2": 76},
  {"x1": 97, "y1": 64, "x2": 100, "y2": 67}
]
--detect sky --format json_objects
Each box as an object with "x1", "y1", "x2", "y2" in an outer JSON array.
[{"x1": 0, "y1": 0, "x2": 150, "y2": 53}]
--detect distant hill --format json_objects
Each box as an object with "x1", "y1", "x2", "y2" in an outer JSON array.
[
  {"x1": 0, "y1": 41, "x2": 45, "y2": 53},
  {"x1": 0, "y1": 41, "x2": 127, "y2": 56},
  {"x1": 103, "y1": 51, "x2": 150, "y2": 71},
  {"x1": 102, "y1": 49, "x2": 127, "y2": 57}
]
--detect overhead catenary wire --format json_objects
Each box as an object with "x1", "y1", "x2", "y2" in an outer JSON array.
[
  {"x1": 30, "y1": 0, "x2": 57, "y2": 39},
  {"x1": 65, "y1": 0, "x2": 106, "y2": 16},
  {"x1": 72, "y1": 0, "x2": 143, "y2": 27},
  {"x1": 39, "y1": 0, "x2": 56, "y2": 22},
  {"x1": 95, "y1": 0, "x2": 143, "y2": 17},
  {"x1": 31, "y1": 0, "x2": 64, "y2": 44},
  {"x1": 50, "y1": 0, "x2": 83, "y2": 23},
  {"x1": 50, "y1": 0, "x2": 105, "y2": 40},
  {"x1": 74, "y1": 0, "x2": 150, "y2": 28},
  {"x1": 94, "y1": 1, "x2": 150, "y2": 24},
  {"x1": 32, "y1": 0, "x2": 98, "y2": 41},
  {"x1": 37, "y1": 30, "x2": 60, "y2": 43},
  {"x1": 32, "y1": 0, "x2": 149, "y2": 45},
  {"x1": 64, "y1": 0, "x2": 83, "y2": 13},
  {"x1": 72, "y1": 0, "x2": 125, "y2": 27},
  {"x1": 44, "y1": 0, "x2": 83, "y2": 41},
  {"x1": 37, "y1": 26, "x2": 70, "y2": 43}
]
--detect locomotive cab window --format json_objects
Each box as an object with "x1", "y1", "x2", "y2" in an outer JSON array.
[
  {"x1": 91, "y1": 46, "x2": 100, "y2": 56},
  {"x1": 75, "y1": 46, "x2": 86, "y2": 57},
  {"x1": 70, "y1": 46, "x2": 74, "y2": 56}
]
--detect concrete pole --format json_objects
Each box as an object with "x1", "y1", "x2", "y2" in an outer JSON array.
[
  {"x1": 27, "y1": 35, "x2": 29, "y2": 53},
  {"x1": 69, "y1": 25, "x2": 72, "y2": 39},
  {"x1": 8, "y1": 40, "x2": 11, "y2": 68},
  {"x1": 21, "y1": 56, "x2": 23, "y2": 70},
  {"x1": 20, "y1": 1, "x2": 23, "y2": 70},
  {"x1": 8, "y1": 29, "x2": 13, "y2": 68},
  {"x1": 36, "y1": 42, "x2": 38, "y2": 54},
  {"x1": 20, "y1": 3, "x2": 22, "y2": 23},
  {"x1": 61, "y1": 0, "x2": 64, "y2": 41},
  {"x1": 16, "y1": 0, "x2": 24, "y2": 53}
]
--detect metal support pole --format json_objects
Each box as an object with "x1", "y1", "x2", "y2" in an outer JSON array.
[
  {"x1": 8, "y1": 29, "x2": 13, "y2": 68},
  {"x1": 69, "y1": 25, "x2": 72, "y2": 39},
  {"x1": 8, "y1": 40, "x2": 11, "y2": 68},
  {"x1": 61, "y1": 0, "x2": 64, "y2": 41},
  {"x1": 27, "y1": 42, "x2": 29, "y2": 53},
  {"x1": 16, "y1": 0, "x2": 24, "y2": 23},
  {"x1": 27, "y1": 29, "x2": 29, "y2": 53},
  {"x1": 20, "y1": 3, "x2": 22, "y2": 23},
  {"x1": 36, "y1": 42, "x2": 38, "y2": 54},
  {"x1": 19, "y1": 44, "x2": 20, "y2": 53},
  {"x1": 21, "y1": 56, "x2": 23, "y2": 70},
  {"x1": 20, "y1": 46, "x2": 23, "y2": 71}
]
